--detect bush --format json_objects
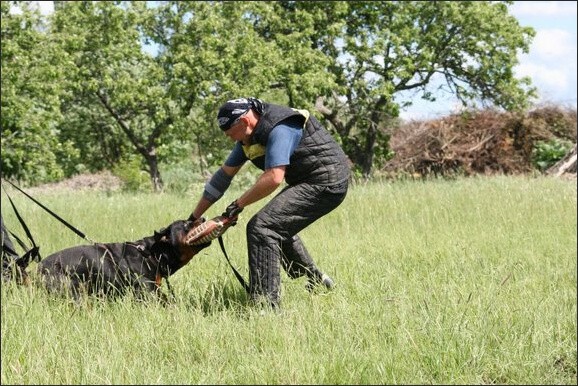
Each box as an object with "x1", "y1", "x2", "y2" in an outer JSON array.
[
  {"x1": 532, "y1": 139, "x2": 574, "y2": 171},
  {"x1": 111, "y1": 158, "x2": 150, "y2": 192}
]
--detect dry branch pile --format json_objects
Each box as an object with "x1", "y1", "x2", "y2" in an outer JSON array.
[
  {"x1": 24, "y1": 171, "x2": 123, "y2": 194},
  {"x1": 384, "y1": 106, "x2": 577, "y2": 178}
]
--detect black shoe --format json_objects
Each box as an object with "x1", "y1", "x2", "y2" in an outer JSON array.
[{"x1": 306, "y1": 273, "x2": 334, "y2": 292}]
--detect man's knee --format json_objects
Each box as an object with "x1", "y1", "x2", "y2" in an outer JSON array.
[{"x1": 246, "y1": 211, "x2": 279, "y2": 244}]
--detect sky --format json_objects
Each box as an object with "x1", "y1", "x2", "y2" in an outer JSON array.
[
  {"x1": 401, "y1": 1, "x2": 578, "y2": 120},
  {"x1": 32, "y1": 1, "x2": 577, "y2": 120}
]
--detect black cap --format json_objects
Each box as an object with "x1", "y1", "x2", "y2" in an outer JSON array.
[{"x1": 217, "y1": 98, "x2": 253, "y2": 131}]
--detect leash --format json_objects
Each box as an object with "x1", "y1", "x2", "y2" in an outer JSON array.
[
  {"x1": 2, "y1": 180, "x2": 95, "y2": 244},
  {"x1": 186, "y1": 216, "x2": 250, "y2": 293},
  {"x1": 217, "y1": 235, "x2": 250, "y2": 293},
  {"x1": 2, "y1": 188, "x2": 41, "y2": 266}
]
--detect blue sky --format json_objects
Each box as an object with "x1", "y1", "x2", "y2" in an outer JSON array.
[
  {"x1": 401, "y1": 1, "x2": 577, "y2": 119},
  {"x1": 33, "y1": 1, "x2": 577, "y2": 120}
]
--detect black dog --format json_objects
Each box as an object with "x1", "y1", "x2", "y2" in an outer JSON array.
[{"x1": 34, "y1": 220, "x2": 208, "y2": 302}]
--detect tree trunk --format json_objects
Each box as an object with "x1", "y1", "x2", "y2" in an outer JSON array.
[
  {"x1": 145, "y1": 153, "x2": 163, "y2": 192},
  {"x1": 359, "y1": 122, "x2": 378, "y2": 177}
]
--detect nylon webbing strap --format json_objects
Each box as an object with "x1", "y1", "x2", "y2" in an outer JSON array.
[
  {"x1": 2, "y1": 187, "x2": 41, "y2": 264},
  {"x1": 3, "y1": 180, "x2": 94, "y2": 244},
  {"x1": 218, "y1": 235, "x2": 250, "y2": 293},
  {"x1": 3, "y1": 189, "x2": 38, "y2": 250}
]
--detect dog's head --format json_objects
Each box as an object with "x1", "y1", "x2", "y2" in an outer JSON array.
[{"x1": 151, "y1": 220, "x2": 210, "y2": 277}]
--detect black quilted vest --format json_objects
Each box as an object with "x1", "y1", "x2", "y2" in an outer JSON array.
[{"x1": 244, "y1": 103, "x2": 350, "y2": 186}]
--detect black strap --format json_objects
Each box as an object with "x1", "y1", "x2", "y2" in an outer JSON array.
[
  {"x1": 3, "y1": 180, "x2": 94, "y2": 243},
  {"x1": 2, "y1": 187, "x2": 41, "y2": 265},
  {"x1": 8, "y1": 230, "x2": 27, "y2": 252},
  {"x1": 217, "y1": 235, "x2": 250, "y2": 293},
  {"x1": 16, "y1": 246, "x2": 40, "y2": 268},
  {"x1": 2, "y1": 234, "x2": 21, "y2": 258},
  {"x1": 2, "y1": 228, "x2": 38, "y2": 268},
  {"x1": 3, "y1": 188, "x2": 39, "y2": 251}
]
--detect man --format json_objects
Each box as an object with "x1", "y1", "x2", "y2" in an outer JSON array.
[{"x1": 188, "y1": 97, "x2": 350, "y2": 308}]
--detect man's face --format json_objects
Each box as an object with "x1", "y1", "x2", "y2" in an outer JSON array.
[
  {"x1": 224, "y1": 111, "x2": 252, "y2": 142},
  {"x1": 224, "y1": 119, "x2": 246, "y2": 141}
]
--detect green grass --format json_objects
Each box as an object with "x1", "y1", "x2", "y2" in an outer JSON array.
[{"x1": 1, "y1": 175, "x2": 576, "y2": 384}]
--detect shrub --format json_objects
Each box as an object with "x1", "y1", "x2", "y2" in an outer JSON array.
[
  {"x1": 532, "y1": 139, "x2": 574, "y2": 171},
  {"x1": 111, "y1": 158, "x2": 150, "y2": 192}
]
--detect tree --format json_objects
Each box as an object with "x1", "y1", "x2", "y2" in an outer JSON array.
[
  {"x1": 142, "y1": 1, "x2": 339, "y2": 162},
  {"x1": 2, "y1": 1, "x2": 539, "y2": 186},
  {"x1": 1, "y1": 1, "x2": 74, "y2": 183},
  {"x1": 306, "y1": 1, "x2": 537, "y2": 177},
  {"x1": 49, "y1": 1, "x2": 179, "y2": 191},
  {"x1": 48, "y1": 1, "x2": 334, "y2": 190}
]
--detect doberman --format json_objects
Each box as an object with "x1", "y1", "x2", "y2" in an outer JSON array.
[{"x1": 33, "y1": 219, "x2": 208, "y2": 302}]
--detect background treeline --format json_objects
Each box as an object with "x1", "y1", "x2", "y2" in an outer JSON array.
[{"x1": 2, "y1": 1, "x2": 574, "y2": 191}]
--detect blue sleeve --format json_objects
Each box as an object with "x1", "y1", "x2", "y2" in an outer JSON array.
[
  {"x1": 224, "y1": 142, "x2": 248, "y2": 167},
  {"x1": 265, "y1": 123, "x2": 303, "y2": 169}
]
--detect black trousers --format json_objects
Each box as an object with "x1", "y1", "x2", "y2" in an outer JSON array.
[{"x1": 246, "y1": 180, "x2": 348, "y2": 307}]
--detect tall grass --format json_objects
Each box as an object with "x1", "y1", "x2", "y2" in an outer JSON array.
[{"x1": 1, "y1": 175, "x2": 576, "y2": 384}]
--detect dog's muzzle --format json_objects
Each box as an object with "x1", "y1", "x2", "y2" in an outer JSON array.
[{"x1": 185, "y1": 215, "x2": 236, "y2": 245}]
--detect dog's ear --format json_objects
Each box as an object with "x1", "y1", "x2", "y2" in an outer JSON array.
[
  {"x1": 154, "y1": 224, "x2": 173, "y2": 242},
  {"x1": 169, "y1": 220, "x2": 188, "y2": 246},
  {"x1": 153, "y1": 220, "x2": 188, "y2": 244},
  {"x1": 153, "y1": 229, "x2": 166, "y2": 242}
]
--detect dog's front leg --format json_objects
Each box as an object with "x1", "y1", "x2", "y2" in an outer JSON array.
[
  {"x1": 153, "y1": 275, "x2": 173, "y2": 306},
  {"x1": 155, "y1": 286, "x2": 170, "y2": 306},
  {"x1": 131, "y1": 276, "x2": 167, "y2": 304}
]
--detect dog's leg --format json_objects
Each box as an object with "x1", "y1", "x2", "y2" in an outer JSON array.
[
  {"x1": 155, "y1": 286, "x2": 170, "y2": 306},
  {"x1": 126, "y1": 275, "x2": 163, "y2": 304}
]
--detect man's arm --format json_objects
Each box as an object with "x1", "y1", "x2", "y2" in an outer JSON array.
[
  {"x1": 189, "y1": 164, "x2": 242, "y2": 220},
  {"x1": 221, "y1": 123, "x2": 298, "y2": 215},
  {"x1": 235, "y1": 165, "x2": 286, "y2": 209}
]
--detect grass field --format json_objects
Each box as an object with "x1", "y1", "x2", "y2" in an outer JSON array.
[{"x1": 1, "y1": 175, "x2": 576, "y2": 384}]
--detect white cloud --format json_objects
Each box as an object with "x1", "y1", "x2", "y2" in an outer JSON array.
[
  {"x1": 509, "y1": 1, "x2": 577, "y2": 108},
  {"x1": 516, "y1": 25, "x2": 577, "y2": 106},
  {"x1": 532, "y1": 29, "x2": 576, "y2": 58},
  {"x1": 518, "y1": 62, "x2": 568, "y2": 88},
  {"x1": 9, "y1": 1, "x2": 54, "y2": 15},
  {"x1": 512, "y1": 1, "x2": 577, "y2": 17}
]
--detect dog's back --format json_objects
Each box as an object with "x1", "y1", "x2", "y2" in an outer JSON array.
[
  {"x1": 38, "y1": 241, "x2": 150, "y2": 299},
  {"x1": 36, "y1": 220, "x2": 207, "y2": 301}
]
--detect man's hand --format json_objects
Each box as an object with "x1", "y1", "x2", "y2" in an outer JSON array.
[
  {"x1": 222, "y1": 200, "x2": 243, "y2": 223},
  {"x1": 186, "y1": 216, "x2": 205, "y2": 229}
]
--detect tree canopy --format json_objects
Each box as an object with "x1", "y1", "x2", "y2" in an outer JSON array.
[{"x1": 1, "y1": 1, "x2": 536, "y2": 187}]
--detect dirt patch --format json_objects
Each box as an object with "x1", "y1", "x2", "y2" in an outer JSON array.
[{"x1": 25, "y1": 171, "x2": 123, "y2": 194}]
